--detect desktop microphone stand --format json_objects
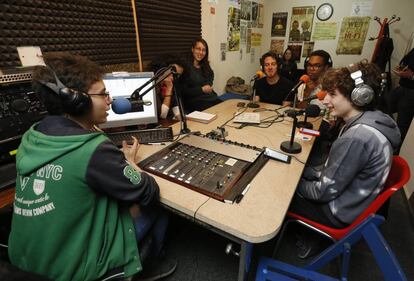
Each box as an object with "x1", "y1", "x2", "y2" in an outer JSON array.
[
  {"x1": 284, "y1": 85, "x2": 300, "y2": 117},
  {"x1": 291, "y1": 85, "x2": 299, "y2": 109},
  {"x1": 172, "y1": 72, "x2": 190, "y2": 134},
  {"x1": 296, "y1": 113, "x2": 313, "y2": 129},
  {"x1": 280, "y1": 92, "x2": 301, "y2": 154},
  {"x1": 247, "y1": 80, "x2": 260, "y2": 108},
  {"x1": 280, "y1": 113, "x2": 302, "y2": 154}
]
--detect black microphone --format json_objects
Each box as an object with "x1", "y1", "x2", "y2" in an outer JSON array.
[
  {"x1": 287, "y1": 104, "x2": 320, "y2": 117},
  {"x1": 304, "y1": 104, "x2": 321, "y2": 117},
  {"x1": 296, "y1": 104, "x2": 321, "y2": 129},
  {"x1": 111, "y1": 98, "x2": 152, "y2": 114}
]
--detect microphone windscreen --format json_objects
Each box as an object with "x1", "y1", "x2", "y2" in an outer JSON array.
[
  {"x1": 256, "y1": 70, "x2": 265, "y2": 78},
  {"x1": 111, "y1": 98, "x2": 131, "y2": 114},
  {"x1": 316, "y1": 90, "x2": 327, "y2": 100},
  {"x1": 299, "y1": 74, "x2": 310, "y2": 83},
  {"x1": 305, "y1": 104, "x2": 321, "y2": 117}
]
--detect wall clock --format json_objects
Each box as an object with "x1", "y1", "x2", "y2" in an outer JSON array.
[{"x1": 317, "y1": 3, "x2": 334, "y2": 21}]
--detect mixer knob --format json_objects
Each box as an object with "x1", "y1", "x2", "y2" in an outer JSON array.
[{"x1": 11, "y1": 99, "x2": 30, "y2": 113}]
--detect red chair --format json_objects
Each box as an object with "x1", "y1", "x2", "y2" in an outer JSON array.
[{"x1": 286, "y1": 155, "x2": 411, "y2": 241}]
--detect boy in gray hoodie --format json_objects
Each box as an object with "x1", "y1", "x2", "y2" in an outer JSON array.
[{"x1": 290, "y1": 61, "x2": 401, "y2": 229}]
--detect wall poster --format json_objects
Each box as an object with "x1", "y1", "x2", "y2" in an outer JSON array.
[
  {"x1": 313, "y1": 22, "x2": 338, "y2": 40},
  {"x1": 287, "y1": 43, "x2": 302, "y2": 61},
  {"x1": 336, "y1": 17, "x2": 370, "y2": 55},
  {"x1": 270, "y1": 39, "x2": 285, "y2": 55},
  {"x1": 227, "y1": 6, "x2": 241, "y2": 51},
  {"x1": 271, "y1": 12, "x2": 288, "y2": 37},
  {"x1": 288, "y1": 6, "x2": 315, "y2": 42}
]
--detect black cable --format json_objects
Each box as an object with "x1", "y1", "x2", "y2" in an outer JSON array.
[
  {"x1": 292, "y1": 155, "x2": 306, "y2": 165},
  {"x1": 218, "y1": 106, "x2": 249, "y2": 128},
  {"x1": 193, "y1": 197, "x2": 211, "y2": 222},
  {"x1": 237, "y1": 113, "x2": 284, "y2": 129}
]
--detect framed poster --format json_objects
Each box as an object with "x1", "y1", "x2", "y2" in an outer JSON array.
[{"x1": 289, "y1": 6, "x2": 315, "y2": 42}]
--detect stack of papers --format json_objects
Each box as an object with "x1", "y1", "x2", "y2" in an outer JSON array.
[
  {"x1": 186, "y1": 111, "x2": 217, "y2": 124},
  {"x1": 233, "y1": 112, "x2": 260, "y2": 124}
]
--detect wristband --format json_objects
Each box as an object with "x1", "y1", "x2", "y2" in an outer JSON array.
[{"x1": 161, "y1": 86, "x2": 173, "y2": 97}]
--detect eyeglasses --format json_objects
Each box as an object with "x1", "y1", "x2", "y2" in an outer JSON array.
[
  {"x1": 89, "y1": 90, "x2": 110, "y2": 98},
  {"x1": 306, "y1": 63, "x2": 324, "y2": 70}
]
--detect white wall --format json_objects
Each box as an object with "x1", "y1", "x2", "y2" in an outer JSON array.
[{"x1": 202, "y1": 0, "x2": 414, "y2": 93}]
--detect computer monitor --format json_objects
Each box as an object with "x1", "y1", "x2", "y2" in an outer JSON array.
[{"x1": 100, "y1": 72, "x2": 158, "y2": 129}]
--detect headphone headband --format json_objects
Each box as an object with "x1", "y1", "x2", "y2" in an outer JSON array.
[
  {"x1": 36, "y1": 65, "x2": 92, "y2": 116},
  {"x1": 304, "y1": 50, "x2": 333, "y2": 68}
]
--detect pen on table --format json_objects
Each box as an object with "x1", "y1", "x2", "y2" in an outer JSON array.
[
  {"x1": 146, "y1": 142, "x2": 166, "y2": 145},
  {"x1": 235, "y1": 183, "x2": 251, "y2": 204}
]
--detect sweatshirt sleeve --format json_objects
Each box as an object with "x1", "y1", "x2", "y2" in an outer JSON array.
[
  {"x1": 297, "y1": 136, "x2": 369, "y2": 202},
  {"x1": 86, "y1": 141, "x2": 160, "y2": 207},
  {"x1": 182, "y1": 84, "x2": 204, "y2": 98},
  {"x1": 208, "y1": 70, "x2": 215, "y2": 85}
]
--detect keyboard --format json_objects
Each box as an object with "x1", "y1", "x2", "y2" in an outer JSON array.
[{"x1": 107, "y1": 127, "x2": 174, "y2": 146}]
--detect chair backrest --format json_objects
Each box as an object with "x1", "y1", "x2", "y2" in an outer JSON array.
[
  {"x1": 350, "y1": 155, "x2": 411, "y2": 230},
  {"x1": 287, "y1": 156, "x2": 411, "y2": 240}
]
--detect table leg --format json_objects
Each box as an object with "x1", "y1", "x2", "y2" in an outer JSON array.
[{"x1": 238, "y1": 241, "x2": 253, "y2": 281}]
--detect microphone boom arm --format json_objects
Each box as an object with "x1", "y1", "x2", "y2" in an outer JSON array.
[
  {"x1": 129, "y1": 65, "x2": 190, "y2": 134},
  {"x1": 131, "y1": 65, "x2": 177, "y2": 100}
]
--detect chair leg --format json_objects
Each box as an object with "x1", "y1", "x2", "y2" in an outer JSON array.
[
  {"x1": 339, "y1": 243, "x2": 351, "y2": 281},
  {"x1": 362, "y1": 224, "x2": 408, "y2": 281}
]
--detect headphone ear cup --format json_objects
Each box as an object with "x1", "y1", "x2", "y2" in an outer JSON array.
[
  {"x1": 327, "y1": 55, "x2": 333, "y2": 67},
  {"x1": 59, "y1": 88, "x2": 92, "y2": 116},
  {"x1": 277, "y1": 56, "x2": 282, "y2": 74},
  {"x1": 351, "y1": 85, "x2": 374, "y2": 107},
  {"x1": 304, "y1": 56, "x2": 310, "y2": 68}
]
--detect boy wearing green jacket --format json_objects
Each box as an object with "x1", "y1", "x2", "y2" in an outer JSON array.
[{"x1": 8, "y1": 52, "x2": 176, "y2": 281}]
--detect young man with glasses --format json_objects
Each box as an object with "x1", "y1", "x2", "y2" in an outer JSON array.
[
  {"x1": 254, "y1": 51, "x2": 294, "y2": 105},
  {"x1": 8, "y1": 52, "x2": 176, "y2": 281},
  {"x1": 297, "y1": 50, "x2": 333, "y2": 109}
]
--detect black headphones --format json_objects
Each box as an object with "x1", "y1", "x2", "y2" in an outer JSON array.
[
  {"x1": 304, "y1": 50, "x2": 333, "y2": 68},
  {"x1": 347, "y1": 63, "x2": 374, "y2": 107},
  {"x1": 37, "y1": 66, "x2": 92, "y2": 116},
  {"x1": 260, "y1": 51, "x2": 282, "y2": 73}
]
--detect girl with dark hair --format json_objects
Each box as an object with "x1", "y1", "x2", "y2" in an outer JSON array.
[
  {"x1": 280, "y1": 48, "x2": 297, "y2": 82},
  {"x1": 181, "y1": 38, "x2": 221, "y2": 112}
]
